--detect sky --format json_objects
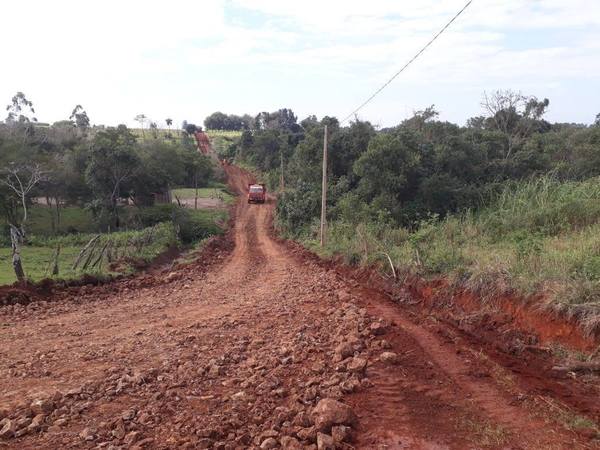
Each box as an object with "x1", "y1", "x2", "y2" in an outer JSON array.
[{"x1": 1, "y1": 0, "x2": 599, "y2": 129}]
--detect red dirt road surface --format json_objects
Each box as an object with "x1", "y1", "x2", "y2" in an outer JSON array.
[{"x1": 0, "y1": 165, "x2": 599, "y2": 449}]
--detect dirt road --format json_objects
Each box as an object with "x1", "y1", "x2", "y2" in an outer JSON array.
[{"x1": 0, "y1": 165, "x2": 598, "y2": 449}]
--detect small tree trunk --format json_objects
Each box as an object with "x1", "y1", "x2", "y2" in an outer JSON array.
[
  {"x1": 194, "y1": 174, "x2": 198, "y2": 210},
  {"x1": 21, "y1": 194, "x2": 28, "y2": 224},
  {"x1": 10, "y1": 225, "x2": 26, "y2": 282},
  {"x1": 90, "y1": 240, "x2": 110, "y2": 270},
  {"x1": 55, "y1": 197, "x2": 61, "y2": 230},
  {"x1": 73, "y1": 235, "x2": 100, "y2": 270},
  {"x1": 52, "y1": 245, "x2": 61, "y2": 276},
  {"x1": 47, "y1": 196, "x2": 56, "y2": 234},
  {"x1": 80, "y1": 237, "x2": 101, "y2": 271},
  {"x1": 107, "y1": 241, "x2": 113, "y2": 263}
]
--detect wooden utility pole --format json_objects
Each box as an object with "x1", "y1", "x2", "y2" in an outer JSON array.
[{"x1": 320, "y1": 125, "x2": 328, "y2": 247}]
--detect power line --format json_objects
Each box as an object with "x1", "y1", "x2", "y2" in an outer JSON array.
[{"x1": 341, "y1": 0, "x2": 474, "y2": 124}]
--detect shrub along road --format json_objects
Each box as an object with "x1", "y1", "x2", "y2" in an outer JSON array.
[{"x1": 0, "y1": 165, "x2": 598, "y2": 449}]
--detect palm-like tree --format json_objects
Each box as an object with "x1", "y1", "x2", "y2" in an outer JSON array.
[{"x1": 134, "y1": 114, "x2": 147, "y2": 138}]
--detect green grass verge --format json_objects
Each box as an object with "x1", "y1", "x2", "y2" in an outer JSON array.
[
  {"x1": 1, "y1": 206, "x2": 228, "y2": 286},
  {"x1": 292, "y1": 176, "x2": 600, "y2": 335},
  {"x1": 171, "y1": 186, "x2": 234, "y2": 204},
  {"x1": 130, "y1": 128, "x2": 183, "y2": 139},
  {"x1": 0, "y1": 222, "x2": 178, "y2": 285},
  {"x1": 28, "y1": 206, "x2": 96, "y2": 235},
  {"x1": 0, "y1": 246, "x2": 82, "y2": 285},
  {"x1": 205, "y1": 130, "x2": 242, "y2": 139},
  {"x1": 129, "y1": 128, "x2": 242, "y2": 140}
]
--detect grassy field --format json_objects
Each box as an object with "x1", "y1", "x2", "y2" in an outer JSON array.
[
  {"x1": 1, "y1": 206, "x2": 228, "y2": 285},
  {"x1": 0, "y1": 222, "x2": 178, "y2": 285},
  {"x1": 130, "y1": 128, "x2": 183, "y2": 139},
  {"x1": 0, "y1": 246, "x2": 82, "y2": 285},
  {"x1": 205, "y1": 130, "x2": 242, "y2": 139},
  {"x1": 129, "y1": 128, "x2": 242, "y2": 139},
  {"x1": 300, "y1": 177, "x2": 600, "y2": 335},
  {"x1": 28, "y1": 206, "x2": 96, "y2": 234},
  {"x1": 171, "y1": 185, "x2": 235, "y2": 205}
]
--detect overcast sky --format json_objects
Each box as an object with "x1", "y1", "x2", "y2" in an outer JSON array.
[{"x1": 1, "y1": 0, "x2": 599, "y2": 129}]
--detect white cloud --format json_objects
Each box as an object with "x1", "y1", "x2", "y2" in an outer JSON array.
[{"x1": 0, "y1": 0, "x2": 598, "y2": 127}]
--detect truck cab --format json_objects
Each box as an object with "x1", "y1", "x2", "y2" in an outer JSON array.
[{"x1": 248, "y1": 184, "x2": 266, "y2": 204}]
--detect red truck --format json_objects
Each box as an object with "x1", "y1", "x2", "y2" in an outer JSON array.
[{"x1": 247, "y1": 183, "x2": 266, "y2": 204}]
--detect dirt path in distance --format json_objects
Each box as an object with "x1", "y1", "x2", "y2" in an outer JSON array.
[{"x1": 0, "y1": 164, "x2": 597, "y2": 449}]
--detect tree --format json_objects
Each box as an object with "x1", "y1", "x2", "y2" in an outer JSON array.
[
  {"x1": 300, "y1": 115, "x2": 319, "y2": 131},
  {"x1": 204, "y1": 112, "x2": 229, "y2": 130},
  {"x1": 403, "y1": 105, "x2": 439, "y2": 132},
  {"x1": 166, "y1": 118, "x2": 173, "y2": 132},
  {"x1": 354, "y1": 129, "x2": 423, "y2": 219},
  {"x1": 329, "y1": 120, "x2": 375, "y2": 178},
  {"x1": 183, "y1": 122, "x2": 200, "y2": 135},
  {"x1": 595, "y1": 113, "x2": 600, "y2": 127},
  {"x1": 241, "y1": 114, "x2": 255, "y2": 130},
  {"x1": 86, "y1": 126, "x2": 139, "y2": 228},
  {"x1": 481, "y1": 90, "x2": 549, "y2": 158},
  {"x1": 69, "y1": 105, "x2": 90, "y2": 129},
  {"x1": 149, "y1": 122, "x2": 159, "y2": 139},
  {"x1": 0, "y1": 163, "x2": 45, "y2": 282},
  {"x1": 204, "y1": 112, "x2": 248, "y2": 131},
  {"x1": 5, "y1": 92, "x2": 37, "y2": 123},
  {"x1": 0, "y1": 163, "x2": 45, "y2": 234},
  {"x1": 255, "y1": 108, "x2": 301, "y2": 132},
  {"x1": 134, "y1": 114, "x2": 148, "y2": 138}
]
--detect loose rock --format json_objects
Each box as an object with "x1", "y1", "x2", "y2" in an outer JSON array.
[
  {"x1": 79, "y1": 427, "x2": 96, "y2": 441},
  {"x1": 30, "y1": 399, "x2": 54, "y2": 416},
  {"x1": 260, "y1": 437, "x2": 279, "y2": 449},
  {"x1": 311, "y1": 398, "x2": 357, "y2": 432},
  {"x1": 331, "y1": 425, "x2": 351, "y2": 443},
  {"x1": 316, "y1": 432, "x2": 335, "y2": 450},
  {"x1": 281, "y1": 435, "x2": 302, "y2": 450},
  {"x1": 0, "y1": 419, "x2": 16, "y2": 439},
  {"x1": 347, "y1": 357, "x2": 367, "y2": 374},
  {"x1": 380, "y1": 351, "x2": 399, "y2": 365}
]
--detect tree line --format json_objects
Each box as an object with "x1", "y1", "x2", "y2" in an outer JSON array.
[
  {"x1": 1, "y1": 93, "x2": 215, "y2": 235},
  {"x1": 221, "y1": 91, "x2": 600, "y2": 234}
]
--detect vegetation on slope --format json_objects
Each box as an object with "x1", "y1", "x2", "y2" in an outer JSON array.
[
  {"x1": 214, "y1": 95, "x2": 600, "y2": 333},
  {"x1": 0, "y1": 94, "x2": 228, "y2": 284},
  {"x1": 302, "y1": 177, "x2": 600, "y2": 334}
]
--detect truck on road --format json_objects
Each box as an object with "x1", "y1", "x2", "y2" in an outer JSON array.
[{"x1": 247, "y1": 184, "x2": 266, "y2": 204}]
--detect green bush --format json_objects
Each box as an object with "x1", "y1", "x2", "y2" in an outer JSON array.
[
  {"x1": 292, "y1": 176, "x2": 600, "y2": 333},
  {"x1": 125, "y1": 204, "x2": 177, "y2": 228},
  {"x1": 276, "y1": 182, "x2": 321, "y2": 234},
  {"x1": 173, "y1": 208, "x2": 224, "y2": 244}
]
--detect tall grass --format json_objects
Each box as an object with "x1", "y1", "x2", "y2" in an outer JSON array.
[
  {"x1": 301, "y1": 176, "x2": 600, "y2": 335},
  {"x1": 478, "y1": 177, "x2": 600, "y2": 237}
]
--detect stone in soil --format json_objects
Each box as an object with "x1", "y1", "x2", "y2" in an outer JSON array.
[
  {"x1": 260, "y1": 437, "x2": 279, "y2": 449},
  {"x1": 347, "y1": 356, "x2": 367, "y2": 374},
  {"x1": 380, "y1": 351, "x2": 399, "y2": 364},
  {"x1": 331, "y1": 425, "x2": 351, "y2": 443},
  {"x1": 79, "y1": 427, "x2": 96, "y2": 441},
  {"x1": 369, "y1": 321, "x2": 389, "y2": 336},
  {"x1": 30, "y1": 399, "x2": 54, "y2": 416},
  {"x1": 311, "y1": 398, "x2": 357, "y2": 433},
  {"x1": 280, "y1": 435, "x2": 303, "y2": 449},
  {"x1": 27, "y1": 414, "x2": 45, "y2": 432},
  {"x1": 316, "y1": 432, "x2": 335, "y2": 450},
  {"x1": 0, "y1": 419, "x2": 16, "y2": 439}
]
